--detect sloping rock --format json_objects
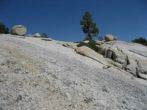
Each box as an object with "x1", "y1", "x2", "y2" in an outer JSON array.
[
  {"x1": 4, "y1": 34, "x2": 25, "y2": 38},
  {"x1": 125, "y1": 58, "x2": 137, "y2": 76},
  {"x1": 0, "y1": 35, "x2": 147, "y2": 110},
  {"x1": 11, "y1": 25, "x2": 27, "y2": 36},
  {"x1": 41, "y1": 38, "x2": 52, "y2": 41},
  {"x1": 62, "y1": 42, "x2": 78, "y2": 49},
  {"x1": 75, "y1": 46, "x2": 108, "y2": 66}
]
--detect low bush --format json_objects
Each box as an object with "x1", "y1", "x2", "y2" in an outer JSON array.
[
  {"x1": 132, "y1": 37, "x2": 147, "y2": 46},
  {"x1": 78, "y1": 40, "x2": 100, "y2": 52},
  {"x1": 0, "y1": 22, "x2": 9, "y2": 34}
]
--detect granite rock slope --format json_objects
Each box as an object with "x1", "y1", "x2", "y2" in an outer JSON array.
[{"x1": 0, "y1": 34, "x2": 147, "y2": 110}]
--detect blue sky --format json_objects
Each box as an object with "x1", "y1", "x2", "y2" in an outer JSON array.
[{"x1": 0, "y1": 0, "x2": 147, "y2": 41}]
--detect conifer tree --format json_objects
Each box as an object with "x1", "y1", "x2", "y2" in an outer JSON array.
[{"x1": 80, "y1": 11, "x2": 99, "y2": 41}]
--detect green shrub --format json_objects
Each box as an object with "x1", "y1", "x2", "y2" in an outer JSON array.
[
  {"x1": 41, "y1": 33, "x2": 48, "y2": 38},
  {"x1": 0, "y1": 22, "x2": 9, "y2": 34},
  {"x1": 78, "y1": 40, "x2": 100, "y2": 52},
  {"x1": 132, "y1": 37, "x2": 147, "y2": 46}
]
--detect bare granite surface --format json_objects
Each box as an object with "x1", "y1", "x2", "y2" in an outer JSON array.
[{"x1": 0, "y1": 34, "x2": 147, "y2": 110}]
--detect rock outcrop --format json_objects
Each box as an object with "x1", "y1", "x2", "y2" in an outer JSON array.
[
  {"x1": 75, "y1": 46, "x2": 108, "y2": 66},
  {"x1": 73, "y1": 40, "x2": 147, "y2": 80},
  {"x1": 11, "y1": 25, "x2": 27, "y2": 36},
  {"x1": 0, "y1": 34, "x2": 147, "y2": 110},
  {"x1": 126, "y1": 58, "x2": 147, "y2": 80},
  {"x1": 104, "y1": 47, "x2": 129, "y2": 68},
  {"x1": 101, "y1": 41, "x2": 147, "y2": 80}
]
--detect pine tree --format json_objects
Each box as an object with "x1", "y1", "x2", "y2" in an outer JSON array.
[{"x1": 80, "y1": 11, "x2": 99, "y2": 42}]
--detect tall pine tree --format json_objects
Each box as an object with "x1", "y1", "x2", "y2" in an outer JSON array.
[{"x1": 80, "y1": 11, "x2": 99, "y2": 42}]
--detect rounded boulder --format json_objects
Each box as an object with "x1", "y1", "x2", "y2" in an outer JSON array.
[
  {"x1": 105, "y1": 34, "x2": 115, "y2": 41},
  {"x1": 11, "y1": 25, "x2": 27, "y2": 36}
]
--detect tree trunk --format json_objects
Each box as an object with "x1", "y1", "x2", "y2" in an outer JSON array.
[{"x1": 88, "y1": 33, "x2": 92, "y2": 42}]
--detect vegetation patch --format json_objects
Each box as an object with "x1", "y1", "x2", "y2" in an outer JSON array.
[
  {"x1": 132, "y1": 37, "x2": 147, "y2": 46},
  {"x1": 0, "y1": 21, "x2": 9, "y2": 34},
  {"x1": 77, "y1": 40, "x2": 100, "y2": 52}
]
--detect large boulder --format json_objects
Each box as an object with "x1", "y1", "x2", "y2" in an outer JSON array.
[
  {"x1": 11, "y1": 25, "x2": 27, "y2": 36},
  {"x1": 105, "y1": 34, "x2": 117, "y2": 41}
]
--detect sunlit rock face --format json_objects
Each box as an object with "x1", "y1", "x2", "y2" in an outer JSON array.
[{"x1": 0, "y1": 34, "x2": 147, "y2": 110}]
